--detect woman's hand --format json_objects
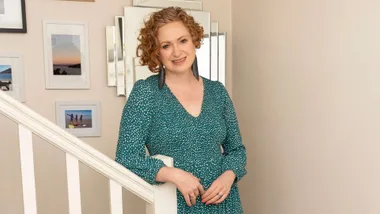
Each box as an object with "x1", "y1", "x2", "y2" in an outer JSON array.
[
  {"x1": 157, "y1": 167, "x2": 205, "y2": 206},
  {"x1": 201, "y1": 170, "x2": 236, "y2": 205}
]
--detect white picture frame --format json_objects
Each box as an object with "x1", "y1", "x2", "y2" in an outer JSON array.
[
  {"x1": 132, "y1": 0, "x2": 202, "y2": 10},
  {"x1": 218, "y1": 32, "x2": 226, "y2": 86},
  {"x1": 210, "y1": 22, "x2": 219, "y2": 81},
  {"x1": 106, "y1": 25, "x2": 116, "y2": 87},
  {"x1": 43, "y1": 20, "x2": 90, "y2": 89},
  {"x1": 55, "y1": 101, "x2": 101, "y2": 137},
  {"x1": 115, "y1": 16, "x2": 126, "y2": 96},
  {"x1": 0, "y1": 54, "x2": 25, "y2": 102}
]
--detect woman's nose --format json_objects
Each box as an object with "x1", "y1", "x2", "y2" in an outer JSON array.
[{"x1": 173, "y1": 44, "x2": 182, "y2": 57}]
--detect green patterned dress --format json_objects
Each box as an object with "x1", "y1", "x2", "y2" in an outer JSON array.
[{"x1": 116, "y1": 75, "x2": 247, "y2": 213}]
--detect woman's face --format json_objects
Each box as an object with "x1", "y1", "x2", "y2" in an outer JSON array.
[{"x1": 157, "y1": 21, "x2": 196, "y2": 75}]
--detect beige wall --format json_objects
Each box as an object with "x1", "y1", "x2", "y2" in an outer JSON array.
[
  {"x1": 0, "y1": 1, "x2": 232, "y2": 214},
  {"x1": 233, "y1": 0, "x2": 380, "y2": 213},
  {"x1": 0, "y1": 1, "x2": 131, "y2": 213}
]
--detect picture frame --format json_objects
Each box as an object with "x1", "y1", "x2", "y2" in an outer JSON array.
[
  {"x1": 43, "y1": 20, "x2": 90, "y2": 89},
  {"x1": 0, "y1": 54, "x2": 25, "y2": 102},
  {"x1": 105, "y1": 26, "x2": 116, "y2": 87},
  {"x1": 132, "y1": 0, "x2": 202, "y2": 10},
  {"x1": 55, "y1": 101, "x2": 101, "y2": 137},
  {"x1": 115, "y1": 16, "x2": 126, "y2": 96},
  {"x1": 61, "y1": 0, "x2": 94, "y2": 2},
  {"x1": 0, "y1": 0, "x2": 27, "y2": 33}
]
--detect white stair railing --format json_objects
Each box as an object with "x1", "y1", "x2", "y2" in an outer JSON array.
[{"x1": 0, "y1": 91, "x2": 177, "y2": 214}]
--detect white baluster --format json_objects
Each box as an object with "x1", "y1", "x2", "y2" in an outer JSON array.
[
  {"x1": 66, "y1": 153, "x2": 82, "y2": 214},
  {"x1": 18, "y1": 125, "x2": 37, "y2": 214},
  {"x1": 146, "y1": 155, "x2": 177, "y2": 214},
  {"x1": 109, "y1": 180, "x2": 123, "y2": 214}
]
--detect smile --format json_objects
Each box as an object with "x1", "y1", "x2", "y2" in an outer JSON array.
[{"x1": 172, "y1": 57, "x2": 186, "y2": 65}]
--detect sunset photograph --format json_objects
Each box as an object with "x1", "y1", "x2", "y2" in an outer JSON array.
[{"x1": 51, "y1": 34, "x2": 82, "y2": 75}]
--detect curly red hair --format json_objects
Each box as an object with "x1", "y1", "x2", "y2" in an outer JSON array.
[{"x1": 136, "y1": 7, "x2": 204, "y2": 72}]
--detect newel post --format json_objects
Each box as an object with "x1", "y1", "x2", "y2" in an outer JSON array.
[{"x1": 146, "y1": 155, "x2": 177, "y2": 214}]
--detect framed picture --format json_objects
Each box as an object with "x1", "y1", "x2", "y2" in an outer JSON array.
[
  {"x1": 43, "y1": 20, "x2": 90, "y2": 89},
  {"x1": 105, "y1": 26, "x2": 116, "y2": 87},
  {"x1": 132, "y1": 0, "x2": 202, "y2": 10},
  {"x1": 61, "y1": 0, "x2": 94, "y2": 2},
  {"x1": 0, "y1": 0, "x2": 27, "y2": 33},
  {"x1": 0, "y1": 54, "x2": 25, "y2": 102},
  {"x1": 55, "y1": 101, "x2": 101, "y2": 137}
]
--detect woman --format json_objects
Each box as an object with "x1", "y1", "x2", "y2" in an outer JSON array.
[{"x1": 116, "y1": 7, "x2": 247, "y2": 213}]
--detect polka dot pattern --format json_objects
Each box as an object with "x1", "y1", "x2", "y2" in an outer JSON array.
[{"x1": 116, "y1": 75, "x2": 247, "y2": 213}]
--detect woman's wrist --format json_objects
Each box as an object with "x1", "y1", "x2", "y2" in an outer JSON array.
[
  {"x1": 223, "y1": 170, "x2": 236, "y2": 181},
  {"x1": 156, "y1": 166, "x2": 177, "y2": 183}
]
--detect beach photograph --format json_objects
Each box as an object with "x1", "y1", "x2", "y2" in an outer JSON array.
[
  {"x1": 64, "y1": 109, "x2": 92, "y2": 129},
  {"x1": 0, "y1": 64, "x2": 12, "y2": 91},
  {"x1": 52, "y1": 34, "x2": 82, "y2": 75},
  {"x1": 0, "y1": 0, "x2": 4, "y2": 14}
]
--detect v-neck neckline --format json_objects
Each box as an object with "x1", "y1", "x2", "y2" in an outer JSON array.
[{"x1": 164, "y1": 77, "x2": 206, "y2": 119}]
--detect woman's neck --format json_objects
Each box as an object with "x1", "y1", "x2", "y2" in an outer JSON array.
[{"x1": 165, "y1": 70, "x2": 199, "y2": 86}]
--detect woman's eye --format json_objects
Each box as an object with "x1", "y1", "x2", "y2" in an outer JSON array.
[
  {"x1": 180, "y1": 39, "x2": 187, "y2": 43},
  {"x1": 162, "y1": 44, "x2": 169, "y2": 49}
]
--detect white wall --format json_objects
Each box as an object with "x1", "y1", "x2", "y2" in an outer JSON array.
[
  {"x1": 0, "y1": 0, "x2": 233, "y2": 213},
  {"x1": 233, "y1": 0, "x2": 380, "y2": 213}
]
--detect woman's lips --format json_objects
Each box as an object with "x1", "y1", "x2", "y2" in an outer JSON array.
[{"x1": 172, "y1": 57, "x2": 186, "y2": 65}]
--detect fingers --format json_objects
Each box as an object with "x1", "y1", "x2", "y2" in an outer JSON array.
[
  {"x1": 177, "y1": 171, "x2": 207, "y2": 207},
  {"x1": 188, "y1": 174, "x2": 203, "y2": 206},
  {"x1": 206, "y1": 191, "x2": 229, "y2": 205},
  {"x1": 184, "y1": 186, "x2": 202, "y2": 207},
  {"x1": 190, "y1": 185, "x2": 202, "y2": 206},
  {"x1": 183, "y1": 181, "x2": 230, "y2": 206},
  {"x1": 213, "y1": 192, "x2": 228, "y2": 204},
  {"x1": 184, "y1": 194, "x2": 192, "y2": 207},
  {"x1": 189, "y1": 193, "x2": 196, "y2": 205},
  {"x1": 202, "y1": 184, "x2": 218, "y2": 202},
  {"x1": 186, "y1": 189, "x2": 200, "y2": 206},
  {"x1": 194, "y1": 189, "x2": 200, "y2": 197},
  {"x1": 198, "y1": 184, "x2": 205, "y2": 195}
]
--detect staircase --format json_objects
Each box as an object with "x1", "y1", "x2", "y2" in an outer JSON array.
[{"x1": 0, "y1": 91, "x2": 177, "y2": 214}]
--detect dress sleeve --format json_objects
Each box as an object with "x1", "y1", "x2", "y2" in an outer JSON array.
[
  {"x1": 219, "y1": 83, "x2": 247, "y2": 182},
  {"x1": 115, "y1": 80, "x2": 165, "y2": 185}
]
